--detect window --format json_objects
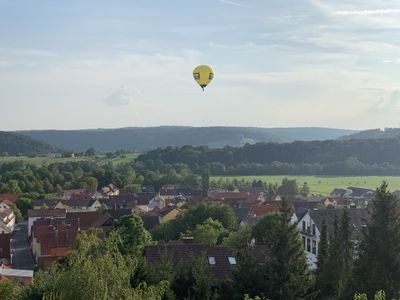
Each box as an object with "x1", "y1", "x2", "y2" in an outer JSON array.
[
  {"x1": 208, "y1": 256, "x2": 216, "y2": 265},
  {"x1": 307, "y1": 238, "x2": 311, "y2": 252},
  {"x1": 302, "y1": 236, "x2": 306, "y2": 250},
  {"x1": 302, "y1": 221, "x2": 306, "y2": 231},
  {"x1": 312, "y1": 240, "x2": 317, "y2": 254},
  {"x1": 312, "y1": 224, "x2": 316, "y2": 235},
  {"x1": 228, "y1": 257, "x2": 237, "y2": 265}
]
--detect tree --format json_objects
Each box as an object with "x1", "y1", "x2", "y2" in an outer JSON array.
[
  {"x1": 223, "y1": 223, "x2": 252, "y2": 249},
  {"x1": 201, "y1": 168, "x2": 210, "y2": 197},
  {"x1": 182, "y1": 218, "x2": 229, "y2": 245},
  {"x1": 277, "y1": 178, "x2": 298, "y2": 197},
  {"x1": 16, "y1": 197, "x2": 33, "y2": 218},
  {"x1": 251, "y1": 199, "x2": 310, "y2": 299},
  {"x1": 22, "y1": 231, "x2": 168, "y2": 300},
  {"x1": 82, "y1": 176, "x2": 98, "y2": 191},
  {"x1": 6, "y1": 179, "x2": 21, "y2": 194},
  {"x1": 0, "y1": 279, "x2": 21, "y2": 300},
  {"x1": 353, "y1": 182, "x2": 400, "y2": 298},
  {"x1": 300, "y1": 182, "x2": 310, "y2": 197},
  {"x1": 111, "y1": 214, "x2": 151, "y2": 255},
  {"x1": 85, "y1": 147, "x2": 96, "y2": 157},
  {"x1": 315, "y1": 218, "x2": 328, "y2": 296}
]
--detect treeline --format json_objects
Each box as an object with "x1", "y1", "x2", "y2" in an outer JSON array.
[{"x1": 135, "y1": 139, "x2": 400, "y2": 175}]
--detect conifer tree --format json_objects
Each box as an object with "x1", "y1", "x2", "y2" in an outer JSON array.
[
  {"x1": 353, "y1": 182, "x2": 400, "y2": 298},
  {"x1": 315, "y1": 218, "x2": 328, "y2": 296}
]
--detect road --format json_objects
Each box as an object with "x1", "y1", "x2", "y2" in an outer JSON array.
[{"x1": 11, "y1": 222, "x2": 35, "y2": 270}]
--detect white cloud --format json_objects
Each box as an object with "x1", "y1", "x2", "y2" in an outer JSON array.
[
  {"x1": 333, "y1": 9, "x2": 400, "y2": 16},
  {"x1": 367, "y1": 90, "x2": 400, "y2": 113},
  {"x1": 104, "y1": 85, "x2": 140, "y2": 106}
]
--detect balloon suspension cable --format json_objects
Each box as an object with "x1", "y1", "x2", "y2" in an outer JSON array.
[{"x1": 202, "y1": 87, "x2": 204, "y2": 92}]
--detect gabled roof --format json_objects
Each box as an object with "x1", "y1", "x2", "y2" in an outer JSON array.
[
  {"x1": 144, "y1": 244, "x2": 269, "y2": 284},
  {"x1": 66, "y1": 211, "x2": 112, "y2": 229},
  {"x1": 248, "y1": 204, "x2": 280, "y2": 218},
  {"x1": 330, "y1": 188, "x2": 348, "y2": 197},
  {"x1": 141, "y1": 215, "x2": 160, "y2": 231},
  {"x1": 28, "y1": 209, "x2": 66, "y2": 218},
  {"x1": 232, "y1": 207, "x2": 251, "y2": 224},
  {"x1": 347, "y1": 187, "x2": 374, "y2": 197},
  {"x1": 158, "y1": 206, "x2": 180, "y2": 218},
  {"x1": 306, "y1": 208, "x2": 370, "y2": 239}
]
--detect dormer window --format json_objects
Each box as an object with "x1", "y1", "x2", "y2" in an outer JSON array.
[
  {"x1": 208, "y1": 256, "x2": 216, "y2": 265},
  {"x1": 228, "y1": 257, "x2": 237, "y2": 265}
]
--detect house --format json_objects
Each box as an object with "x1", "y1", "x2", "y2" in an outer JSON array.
[
  {"x1": 66, "y1": 211, "x2": 114, "y2": 231},
  {"x1": 296, "y1": 208, "x2": 369, "y2": 269},
  {"x1": 158, "y1": 184, "x2": 201, "y2": 200},
  {"x1": 213, "y1": 192, "x2": 264, "y2": 208},
  {"x1": 232, "y1": 207, "x2": 251, "y2": 226},
  {"x1": 0, "y1": 208, "x2": 15, "y2": 233},
  {"x1": 0, "y1": 233, "x2": 11, "y2": 263},
  {"x1": 102, "y1": 192, "x2": 137, "y2": 210},
  {"x1": 265, "y1": 194, "x2": 281, "y2": 202},
  {"x1": 33, "y1": 199, "x2": 67, "y2": 210},
  {"x1": 0, "y1": 268, "x2": 33, "y2": 285},
  {"x1": 248, "y1": 204, "x2": 281, "y2": 220},
  {"x1": 392, "y1": 190, "x2": 400, "y2": 199},
  {"x1": 63, "y1": 198, "x2": 102, "y2": 212},
  {"x1": 158, "y1": 206, "x2": 182, "y2": 223},
  {"x1": 148, "y1": 197, "x2": 165, "y2": 211},
  {"x1": 144, "y1": 244, "x2": 269, "y2": 285},
  {"x1": 31, "y1": 218, "x2": 79, "y2": 270},
  {"x1": 140, "y1": 215, "x2": 161, "y2": 231},
  {"x1": 0, "y1": 193, "x2": 20, "y2": 204},
  {"x1": 27, "y1": 209, "x2": 66, "y2": 237},
  {"x1": 57, "y1": 189, "x2": 93, "y2": 200},
  {"x1": 330, "y1": 188, "x2": 351, "y2": 198},
  {"x1": 101, "y1": 183, "x2": 120, "y2": 197},
  {"x1": 347, "y1": 187, "x2": 374, "y2": 200}
]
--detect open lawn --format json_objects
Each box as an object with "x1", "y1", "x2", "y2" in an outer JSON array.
[{"x1": 211, "y1": 175, "x2": 400, "y2": 195}]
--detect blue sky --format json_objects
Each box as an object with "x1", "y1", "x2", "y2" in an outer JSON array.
[{"x1": 0, "y1": 0, "x2": 400, "y2": 130}]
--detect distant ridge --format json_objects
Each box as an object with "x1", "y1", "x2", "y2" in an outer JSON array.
[
  {"x1": 17, "y1": 126, "x2": 357, "y2": 152},
  {"x1": 339, "y1": 128, "x2": 400, "y2": 140},
  {"x1": 0, "y1": 131, "x2": 59, "y2": 156}
]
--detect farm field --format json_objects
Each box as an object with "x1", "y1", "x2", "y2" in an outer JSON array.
[
  {"x1": 0, "y1": 156, "x2": 89, "y2": 165},
  {"x1": 0, "y1": 152, "x2": 139, "y2": 166},
  {"x1": 211, "y1": 175, "x2": 400, "y2": 195}
]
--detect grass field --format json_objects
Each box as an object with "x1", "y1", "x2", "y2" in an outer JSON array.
[
  {"x1": 0, "y1": 152, "x2": 139, "y2": 167},
  {"x1": 211, "y1": 175, "x2": 400, "y2": 195},
  {"x1": 0, "y1": 156, "x2": 89, "y2": 165}
]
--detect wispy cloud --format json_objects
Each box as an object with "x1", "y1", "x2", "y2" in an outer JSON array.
[
  {"x1": 218, "y1": 0, "x2": 247, "y2": 8},
  {"x1": 333, "y1": 9, "x2": 400, "y2": 16}
]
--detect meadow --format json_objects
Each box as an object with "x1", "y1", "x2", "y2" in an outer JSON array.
[{"x1": 211, "y1": 175, "x2": 400, "y2": 195}]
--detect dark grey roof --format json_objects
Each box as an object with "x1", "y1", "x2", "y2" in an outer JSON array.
[
  {"x1": 33, "y1": 199, "x2": 63, "y2": 208},
  {"x1": 348, "y1": 187, "x2": 374, "y2": 198},
  {"x1": 144, "y1": 244, "x2": 269, "y2": 284},
  {"x1": 232, "y1": 207, "x2": 250, "y2": 224},
  {"x1": 293, "y1": 201, "x2": 320, "y2": 219},
  {"x1": 308, "y1": 208, "x2": 370, "y2": 239},
  {"x1": 141, "y1": 215, "x2": 160, "y2": 231},
  {"x1": 107, "y1": 209, "x2": 132, "y2": 220}
]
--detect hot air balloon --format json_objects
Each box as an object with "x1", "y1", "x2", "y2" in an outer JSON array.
[{"x1": 193, "y1": 65, "x2": 214, "y2": 91}]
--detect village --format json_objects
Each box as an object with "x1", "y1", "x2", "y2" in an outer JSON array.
[{"x1": 0, "y1": 182, "x2": 383, "y2": 286}]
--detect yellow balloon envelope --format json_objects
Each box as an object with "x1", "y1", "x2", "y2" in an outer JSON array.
[{"x1": 193, "y1": 65, "x2": 214, "y2": 91}]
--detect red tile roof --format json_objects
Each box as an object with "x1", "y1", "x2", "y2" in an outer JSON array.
[
  {"x1": 0, "y1": 193, "x2": 20, "y2": 204},
  {"x1": 249, "y1": 204, "x2": 280, "y2": 218},
  {"x1": 28, "y1": 209, "x2": 66, "y2": 218}
]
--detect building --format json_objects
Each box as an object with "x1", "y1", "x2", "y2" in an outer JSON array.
[
  {"x1": 0, "y1": 268, "x2": 33, "y2": 285},
  {"x1": 213, "y1": 192, "x2": 264, "y2": 208},
  {"x1": 158, "y1": 184, "x2": 201, "y2": 200},
  {"x1": 296, "y1": 208, "x2": 369, "y2": 269},
  {"x1": 101, "y1": 183, "x2": 120, "y2": 197},
  {"x1": 27, "y1": 209, "x2": 66, "y2": 237},
  {"x1": 0, "y1": 233, "x2": 11, "y2": 263},
  {"x1": 0, "y1": 208, "x2": 15, "y2": 233},
  {"x1": 144, "y1": 244, "x2": 269, "y2": 285},
  {"x1": 158, "y1": 206, "x2": 182, "y2": 223}
]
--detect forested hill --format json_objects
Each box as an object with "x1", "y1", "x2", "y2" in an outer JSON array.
[
  {"x1": 0, "y1": 131, "x2": 58, "y2": 155},
  {"x1": 135, "y1": 138, "x2": 400, "y2": 175},
  {"x1": 339, "y1": 128, "x2": 400, "y2": 140},
  {"x1": 17, "y1": 126, "x2": 356, "y2": 152}
]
